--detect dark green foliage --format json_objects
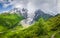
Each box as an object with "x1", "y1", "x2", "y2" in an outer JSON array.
[
  {"x1": 0, "y1": 13, "x2": 24, "y2": 32},
  {"x1": 1, "y1": 18, "x2": 48, "y2": 38},
  {"x1": 47, "y1": 14, "x2": 60, "y2": 31},
  {"x1": 0, "y1": 13, "x2": 60, "y2": 38}
]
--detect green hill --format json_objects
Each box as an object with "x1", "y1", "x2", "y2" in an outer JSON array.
[
  {"x1": 0, "y1": 13, "x2": 60, "y2": 38},
  {"x1": 0, "y1": 13, "x2": 24, "y2": 32}
]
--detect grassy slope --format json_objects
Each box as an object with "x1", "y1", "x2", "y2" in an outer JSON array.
[
  {"x1": 0, "y1": 13, "x2": 24, "y2": 32},
  {"x1": 0, "y1": 13, "x2": 60, "y2": 38}
]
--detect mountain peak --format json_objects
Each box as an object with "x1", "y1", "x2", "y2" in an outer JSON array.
[{"x1": 33, "y1": 9, "x2": 53, "y2": 21}]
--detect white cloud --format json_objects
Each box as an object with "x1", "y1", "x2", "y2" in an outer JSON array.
[
  {"x1": 3, "y1": 4, "x2": 10, "y2": 8},
  {"x1": 13, "y1": 4, "x2": 24, "y2": 9},
  {"x1": 27, "y1": 2, "x2": 36, "y2": 18},
  {"x1": 0, "y1": 0, "x2": 58, "y2": 15},
  {"x1": 57, "y1": 0, "x2": 60, "y2": 13}
]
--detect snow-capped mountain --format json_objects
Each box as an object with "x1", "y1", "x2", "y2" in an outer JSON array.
[
  {"x1": 9, "y1": 8, "x2": 53, "y2": 25},
  {"x1": 10, "y1": 8, "x2": 28, "y2": 19},
  {"x1": 33, "y1": 9, "x2": 53, "y2": 21},
  {"x1": 10, "y1": 8, "x2": 21, "y2": 14}
]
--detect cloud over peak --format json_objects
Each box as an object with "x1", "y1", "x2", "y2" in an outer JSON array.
[{"x1": 0, "y1": 0, "x2": 58, "y2": 15}]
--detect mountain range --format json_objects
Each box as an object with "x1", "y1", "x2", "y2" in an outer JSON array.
[{"x1": 9, "y1": 8, "x2": 53, "y2": 24}]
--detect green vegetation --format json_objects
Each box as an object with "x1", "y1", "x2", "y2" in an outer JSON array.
[
  {"x1": 0, "y1": 13, "x2": 24, "y2": 32},
  {"x1": 0, "y1": 13, "x2": 60, "y2": 38}
]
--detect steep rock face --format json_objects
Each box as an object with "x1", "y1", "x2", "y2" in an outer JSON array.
[
  {"x1": 10, "y1": 8, "x2": 21, "y2": 14},
  {"x1": 10, "y1": 8, "x2": 28, "y2": 19},
  {"x1": 9, "y1": 8, "x2": 53, "y2": 25},
  {"x1": 33, "y1": 9, "x2": 53, "y2": 21},
  {"x1": 21, "y1": 8, "x2": 28, "y2": 19},
  {"x1": 20, "y1": 9, "x2": 53, "y2": 25}
]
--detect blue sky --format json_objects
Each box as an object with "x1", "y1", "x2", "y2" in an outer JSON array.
[
  {"x1": 0, "y1": 0, "x2": 59, "y2": 15},
  {"x1": 0, "y1": 2, "x2": 12, "y2": 13}
]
